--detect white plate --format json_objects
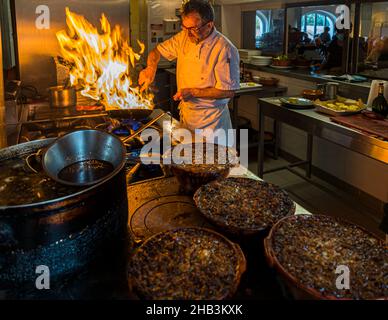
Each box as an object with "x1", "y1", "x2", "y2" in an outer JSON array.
[
  {"x1": 314, "y1": 103, "x2": 366, "y2": 116},
  {"x1": 270, "y1": 65, "x2": 294, "y2": 69},
  {"x1": 240, "y1": 82, "x2": 263, "y2": 89},
  {"x1": 251, "y1": 55, "x2": 272, "y2": 60},
  {"x1": 280, "y1": 97, "x2": 314, "y2": 109}
]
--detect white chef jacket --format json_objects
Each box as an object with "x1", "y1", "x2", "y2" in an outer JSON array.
[{"x1": 157, "y1": 28, "x2": 240, "y2": 146}]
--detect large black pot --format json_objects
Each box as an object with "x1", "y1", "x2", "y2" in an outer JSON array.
[{"x1": 0, "y1": 138, "x2": 129, "y2": 293}]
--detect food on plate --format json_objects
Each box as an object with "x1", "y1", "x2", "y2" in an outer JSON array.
[
  {"x1": 288, "y1": 97, "x2": 300, "y2": 104},
  {"x1": 314, "y1": 96, "x2": 365, "y2": 112},
  {"x1": 241, "y1": 82, "x2": 259, "y2": 87},
  {"x1": 302, "y1": 89, "x2": 324, "y2": 100},
  {"x1": 163, "y1": 142, "x2": 239, "y2": 194},
  {"x1": 265, "y1": 214, "x2": 388, "y2": 300},
  {"x1": 128, "y1": 228, "x2": 246, "y2": 300},
  {"x1": 272, "y1": 55, "x2": 292, "y2": 66},
  {"x1": 194, "y1": 178, "x2": 296, "y2": 235}
]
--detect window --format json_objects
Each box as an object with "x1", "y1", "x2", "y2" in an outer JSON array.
[
  {"x1": 286, "y1": 5, "x2": 352, "y2": 69},
  {"x1": 301, "y1": 11, "x2": 335, "y2": 40},
  {"x1": 357, "y1": 1, "x2": 388, "y2": 80},
  {"x1": 256, "y1": 11, "x2": 268, "y2": 39},
  {"x1": 255, "y1": 9, "x2": 285, "y2": 55}
]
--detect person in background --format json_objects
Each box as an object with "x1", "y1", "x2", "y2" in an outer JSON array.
[
  {"x1": 319, "y1": 27, "x2": 332, "y2": 45},
  {"x1": 366, "y1": 36, "x2": 388, "y2": 64},
  {"x1": 321, "y1": 27, "x2": 349, "y2": 73},
  {"x1": 138, "y1": 0, "x2": 239, "y2": 146}
]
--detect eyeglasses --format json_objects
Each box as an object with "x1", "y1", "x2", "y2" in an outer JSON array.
[{"x1": 181, "y1": 21, "x2": 210, "y2": 33}]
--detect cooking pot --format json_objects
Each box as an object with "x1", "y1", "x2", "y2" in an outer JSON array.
[
  {"x1": 0, "y1": 138, "x2": 129, "y2": 290},
  {"x1": 42, "y1": 130, "x2": 126, "y2": 187},
  {"x1": 48, "y1": 85, "x2": 77, "y2": 108}
]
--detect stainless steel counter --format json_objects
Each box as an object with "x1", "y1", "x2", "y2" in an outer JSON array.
[{"x1": 257, "y1": 97, "x2": 388, "y2": 178}]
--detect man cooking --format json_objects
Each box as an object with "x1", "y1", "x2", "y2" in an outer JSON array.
[{"x1": 139, "y1": 0, "x2": 240, "y2": 146}]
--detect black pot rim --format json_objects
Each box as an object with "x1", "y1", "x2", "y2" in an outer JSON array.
[{"x1": 0, "y1": 136, "x2": 126, "y2": 211}]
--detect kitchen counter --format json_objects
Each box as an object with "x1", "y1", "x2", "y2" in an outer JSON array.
[
  {"x1": 256, "y1": 97, "x2": 388, "y2": 178},
  {"x1": 245, "y1": 64, "x2": 372, "y2": 89},
  {"x1": 245, "y1": 64, "x2": 373, "y2": 102}
]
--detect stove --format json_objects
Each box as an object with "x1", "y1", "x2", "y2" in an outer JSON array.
[
  {"x1": 19, "y1": 103, "x2": 148, "y2": 142},
  {"x1": 18, "y1": 102, "x2": 178, "y2": 185}
]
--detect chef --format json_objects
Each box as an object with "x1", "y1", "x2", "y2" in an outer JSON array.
[{"x1": 139, "y1": 0, "x2": 240, "y2": 146}]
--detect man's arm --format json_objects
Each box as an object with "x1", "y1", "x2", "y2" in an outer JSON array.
[
  {"x1": 174, "y1": 88, "x2": 235, "y2": 101},
  {"x1": 138, "y1": 48, "x2": 161, "y2": 92},
  {"x1": 146, "y1": 48, "x2": 161, "y2": 70}
]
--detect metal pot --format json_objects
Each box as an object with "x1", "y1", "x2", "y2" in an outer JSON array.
[
  {"x1": 48, "y1": 85, "x2": 77, "y2": 108},
  {"x1": 317, "y1": 82, "x2": 339, "y2": 100},
  {"x1": 0, "y1": 138, "x2": 129, "y2": 289},
  {"x1": 42, "y1": 130, "x2": 126, "y2": 187}
]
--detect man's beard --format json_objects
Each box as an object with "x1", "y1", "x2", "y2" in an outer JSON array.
[{"x1": 189, "y1": 35, "x2": 200, "y2": 44}]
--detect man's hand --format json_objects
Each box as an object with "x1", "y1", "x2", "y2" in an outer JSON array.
[
  {"x1": 139, "y1": 66, "x2": 157, "y2": 93},
  {"x1": 173, "y1": 88, "x2": 196, "y2": 102}
]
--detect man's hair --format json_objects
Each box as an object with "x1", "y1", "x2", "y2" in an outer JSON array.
[{"x1": 181, "y1": 0, "x2": 215, "y2": 23}]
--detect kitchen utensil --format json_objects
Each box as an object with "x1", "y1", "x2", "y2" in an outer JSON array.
[
  {"x1": 317, "y1": 82, "x2": 339, "y2": 100},
  {"x1": 280, "y1": 97, "x2": 314, "y2": 109},
  {"x1": 122, "y1": 111, "x2": 168, "y2": 145},
  {"x1": 42, "y1": 130, "x2": 126, "y2": 187},
  {"x1": 326, "y1": 82, "x2": 339, "y2": 100},
  {"x1": 48, "y1": 85, "x2": 77, "y2": 108}
]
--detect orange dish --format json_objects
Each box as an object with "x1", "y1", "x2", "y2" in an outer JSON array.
[{"x1": 302, "y1": 89, "x2": 324, "y2": 100}]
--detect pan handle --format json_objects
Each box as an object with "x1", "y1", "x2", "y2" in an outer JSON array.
[
  {"x1": 25, "y1": 149, "x2": 43, "y2": 174},
  {"x1": 122, "y1": 111, "x2": 169, "y2": 145}
]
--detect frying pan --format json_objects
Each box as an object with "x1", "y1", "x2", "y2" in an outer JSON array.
[
  {"x1": 106, "y1": 108, "x2": 153, "y2": 120},
  {"x1": 105, "y1": 95, "x2": 175, "y2": 120}
]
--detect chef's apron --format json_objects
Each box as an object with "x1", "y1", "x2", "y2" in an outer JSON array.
[{"x1": 176, "y1": 38, "x2": 234, "y2": 147}]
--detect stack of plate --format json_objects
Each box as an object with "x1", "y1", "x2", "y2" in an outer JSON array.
[
  {"x1": 238, "y1": 49, "x2": 262, "y2": 58},
  {"x1": 239, "y1": 49, "x2": 262, "y2": 63},
  {"x1": 250, "y1": 55, "x2": 273, "y2": 67}
]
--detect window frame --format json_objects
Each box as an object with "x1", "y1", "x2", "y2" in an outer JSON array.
[
  {"x1": 300, "y1": 11, "x2": 335, "y2": 40},
  {"x1": 284, "y1": 0, "x2": 388, "y2": 78}
]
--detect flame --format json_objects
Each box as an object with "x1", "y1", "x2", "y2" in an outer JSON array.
[{"x1": 56, "y1": 8, "x2": 153, "y2": 110}]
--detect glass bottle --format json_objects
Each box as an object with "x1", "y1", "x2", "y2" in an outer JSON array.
[{"x1": 372, "y1": 83, "x2": 388, "y2": 118}]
